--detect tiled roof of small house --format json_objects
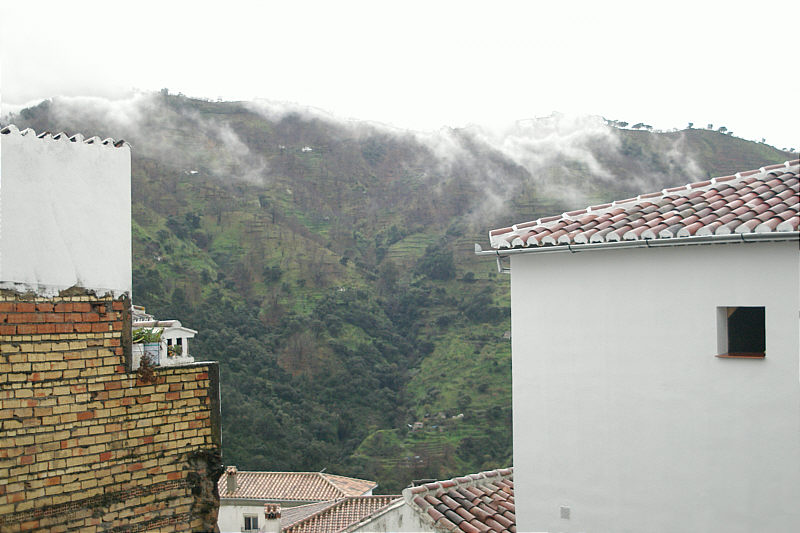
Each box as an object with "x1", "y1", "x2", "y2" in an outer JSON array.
[
  {"x1": 279, "y1": 501, "x2": 339, "y2": 528},
  {"x1": 218, "y1": 471, "x2": 377, "y2": 501},
  {"x1": 488, "y1": 160, "x2": 799, "y2": 249},
  {"x1": 0, "y1": 124, "x2": 130, "y2": 148},
  {"x1": 282, "y1": 495, "x2": 400, "y2": 533},
  {"x1": 404, "y1": 468, "x2": 515, "y2": 533}
]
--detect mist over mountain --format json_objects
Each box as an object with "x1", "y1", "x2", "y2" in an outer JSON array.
[{"x1": 3, "y1": 92, "x2": 791, "y2": 491}]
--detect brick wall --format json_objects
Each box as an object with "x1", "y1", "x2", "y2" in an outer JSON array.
[{"x1": 0, "y1": 290, "x2": 222, "y2": 532}]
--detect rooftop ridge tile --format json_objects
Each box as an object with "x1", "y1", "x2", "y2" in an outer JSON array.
[{"x1": 1, "y1": 124, "x2": 130, "y2": 148}]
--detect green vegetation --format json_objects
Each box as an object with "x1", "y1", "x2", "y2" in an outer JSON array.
[
  {"x1": 132, "y1": 327, "x2": 163, "y2": 344},
  {"x1": 8, "y1": 93, "x2": 792, "y2": 492}
]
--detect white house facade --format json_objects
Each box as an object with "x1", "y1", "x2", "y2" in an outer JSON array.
[
  {"x1": 217, "y1": 467, "x2": 377, "y2": 533},
  {"x1": 482, "y1": 160, "x2": 800, "y2": 532}
]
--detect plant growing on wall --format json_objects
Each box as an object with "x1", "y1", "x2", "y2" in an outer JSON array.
[
  {"x1": 136, "y1": 353, "x2": 158, "y2": 384},
  {"x1": 167, "y1": 344, "x2": 183, "y2": 357},
  {"x1": 132, "y1": 327, "x2": 163, "y2": 344},
  {"x1": 133, "y1": 327, "x2": 163, "y2": 368}
]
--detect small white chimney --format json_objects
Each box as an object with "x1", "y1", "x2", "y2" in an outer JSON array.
[
  {"x1": 226, "y1": 465, "x2": 238, "y2": 494},
  {"x1": 262, "y1": 503, "x2": 281, "y2": 533}
]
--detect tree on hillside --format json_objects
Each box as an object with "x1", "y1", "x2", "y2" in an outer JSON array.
[{"x1": 415, "y1": 243, "x2": 456, "y2": 281}]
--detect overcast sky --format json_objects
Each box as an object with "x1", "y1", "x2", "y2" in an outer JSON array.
[{"x1": 1, "y1": 0, "x2": 797, "y2": 149}]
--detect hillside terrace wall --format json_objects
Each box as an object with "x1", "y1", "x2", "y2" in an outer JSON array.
[{"x1": 0, "y1": 290, "x2": 222, "y2": 532}]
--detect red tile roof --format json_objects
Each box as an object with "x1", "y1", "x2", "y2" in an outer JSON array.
[
  {"x1": 488, "y1": 160, "x2": 799, "y2": 250},
  {"x1": 282, "y1": 495, "x2": 400, "y2": 533},
  {"x1": 403, "y1": 468, "x2": 514, "y2": 533},
  {"x1": 0, "y1": 124, "x2": 129, "y2": 148},
  {"x1": 218, "y1": 470, "x2": 377, "y2": 501},
  {"x1": 279, "y1": 501, "x2": 339, "y2": 528}
]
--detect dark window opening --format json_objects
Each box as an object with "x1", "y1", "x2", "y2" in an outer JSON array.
[
  {"x1": 717, "y1": 306, "x2": 765, "y2": 358},
  {"x1": 244, "y1": 515, "x2": 259, "y2": 530}
]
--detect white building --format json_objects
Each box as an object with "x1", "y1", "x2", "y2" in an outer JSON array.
[
  {"x1": 217, "y1": 467, "x2": 377, "y2": 533},
  {"x1": 132, "y1": 306, "x2": 198, "y2": 369},
  {"x1": 481, "y1": 160, "x2": 800, "y2": 532}
]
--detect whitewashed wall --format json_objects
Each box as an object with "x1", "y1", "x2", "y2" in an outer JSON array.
[
  {"x1": 218, "y1": 502, "x2": 263, "y2": 532},
  {"x1": 0, "y1": 130, "x2": 131, "y2": 296},
  {"x1": 347, "y1": 500, "x2": 431, "y2": 533},
  {"x1": 511, "y1": 241, "x2": 800, "y2": 533}
]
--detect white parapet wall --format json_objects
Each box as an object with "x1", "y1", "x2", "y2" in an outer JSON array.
[{"x1": 0, "y1": 126, "x2": 131, "y2": 296}]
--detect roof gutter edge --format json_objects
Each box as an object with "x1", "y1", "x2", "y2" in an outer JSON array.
[{"x1": 475, "y1": 231, "x2": 800, "y2": 260}]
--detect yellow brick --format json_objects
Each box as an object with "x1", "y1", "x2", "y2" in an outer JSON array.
[
  {"x1": 15, "y1": 435, "x2": 34, "y2": 446},
  {"x1": 69, "y1": 341, "x2": 88, "y2": 350},
  {"x1": 14, "y1": 498, "x2": 35, "y2": 512},
  {"x1": 63, "y1": 482, "x2": 83, "y2": 494},
  {"x1": 65, "y1": 457, "x2": 85, "y2": 468},
  {"x1": 27, "y1": 487, "x2": 46, "y2": 499},
  {"x1": 51, "y1": 493, "x2": 71, "y2": 505},
  {"x1": 37, "y1": 451, "x2": 55, "y2": 462}
]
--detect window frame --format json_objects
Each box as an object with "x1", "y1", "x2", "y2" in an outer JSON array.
[
  {"x1": 243, "y1": 514, "x2": 259, "y2": 531},
  {"x1": 716, "y1": 306, "x2": 766, "y2": 359}
]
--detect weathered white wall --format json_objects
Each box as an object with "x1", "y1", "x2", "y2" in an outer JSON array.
[
  {"x1": 0, "y1": 130, "x2": 131, "y2": 296},
  {"x1": 511, "y1": 241, "x2": 800, "y2": 533},
  {"x1": 218, "y1": 503, "x2": 263, "y2": 532},
  {"x1": 348, "y1": 500, "x2": 432, "y2": 532}
]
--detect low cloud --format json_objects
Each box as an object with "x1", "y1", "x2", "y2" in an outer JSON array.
[{"x1": 3, "y1": 92, "x2": 704, "y2": 225}]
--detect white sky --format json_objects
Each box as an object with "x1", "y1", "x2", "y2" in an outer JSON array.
[{"x1": 1, "y1": 0, "x2": 798, "y2": 149}]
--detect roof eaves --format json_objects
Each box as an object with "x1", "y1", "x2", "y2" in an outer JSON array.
[
  {"x1": 478, "y1": 231, "x2": 799, "y2": 258},
  {"x1": 1, "y1": 124, "x2": 131, "y2": 149}
]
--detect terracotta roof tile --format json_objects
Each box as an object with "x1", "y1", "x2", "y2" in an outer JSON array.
[
  {"x1": 283, "y1": 495, "x2": 399, "y2": 533},
  {"x1": 280, "y1": 501, "x2": 338, "y2": 528},
  {"x1": 402, "y1": 468, "x2": 514, "y2": 533},
  {"x1": 489, "y1": 160, "x2": 800, "y2": 249},
  {"x1": 217, "y1": 470, "x2": 376, "y2": 501}
]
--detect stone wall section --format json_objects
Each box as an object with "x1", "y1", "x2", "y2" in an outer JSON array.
[{"x1": 0, "y1": 291, "x2": 222, "y2": 532}]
